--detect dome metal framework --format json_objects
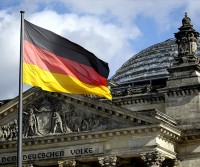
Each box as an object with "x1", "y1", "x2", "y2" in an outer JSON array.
[{"x1": 111, "y1": 38, "x2": 200, "y2": 85}]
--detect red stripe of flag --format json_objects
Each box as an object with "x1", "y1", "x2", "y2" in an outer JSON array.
[{"x1": 24, "y1": 40, "x2": 107, "y2": 86}]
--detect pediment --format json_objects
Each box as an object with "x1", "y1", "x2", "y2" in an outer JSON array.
[{"x1": 0, "y1": 87, "x2": 158, "y2": 141}]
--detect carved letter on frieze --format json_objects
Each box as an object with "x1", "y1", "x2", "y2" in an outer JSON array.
[
  {"x1": 141, "y1": 151, "x2": 165, "y2": 167},
  {"x1": 98, "y1": 156, "x2": 117, "y2": 167}
]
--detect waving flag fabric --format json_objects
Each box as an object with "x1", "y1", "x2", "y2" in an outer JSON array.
[{"x1": 23, "y1": 20, "x2": 112, "y2": 100}]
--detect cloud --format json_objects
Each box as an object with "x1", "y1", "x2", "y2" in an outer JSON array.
[
  {"x1": 0, "y1": 10, "x2": 20, "y2": 99},
  {"x1": 61, "y1": 0, "x2": 188, "y2": 31}
]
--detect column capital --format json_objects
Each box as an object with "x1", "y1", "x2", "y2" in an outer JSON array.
[
  {"x1": 141, "y1": 151, "x2": 165, "y2": 167},
  {"x1": 163, "y1": 159, "x2": 180, "y2": 167},
  {"x1": 98, "y1": 155, "x2": 117, "y2": 167},
  {"x1": 117, "y1": 158, "x2": 133, "y2": 167},
  {"x1": 58, "y1": 159, "x2": 76, "y2": 167},
  {"x1": 22, "y1": 164, "x2": 33, "y2": 167}
]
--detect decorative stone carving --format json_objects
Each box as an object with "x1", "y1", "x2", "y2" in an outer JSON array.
[
  {"x1": 1, "y1": 95, "x2": 135, "y2": 141},
  {"x1": 51, "y1": 111, "x2": 64, "y2": 133},
  {"x1": 0, "y1": 119, "x2": 18, "y2": 141},
  {"x1": 23, "y1": 105, "x2": 41, "y2": 137},
  {"x1": 22, "y1": 96, "x2": 108, "y2": 136},
  {"x1": 141, "y1": 151, "x2": 165, "y2": 167},
  {"x1": 112, "y1": 89, "x2": 127, "y2": 97},
  {"x1": 174, "y1": 12, "x2": 199, "y2": 64},
  {"x1": 127, "y1": 87, "x2": 143, "y2": 95},
  {"x1": 98, "y1": 156, "x2": 117, "y2": 167},
  {"x1": 144, "y1": 85, "x2": 153, "y2": 93},
  {"x1": 22, "y1": 164, "x2": 34, "y2": 167},
  {"x1": 58, "y1": 159, "x2": 76, "y2": 167},
  {"x1": 126, "y1": 84, "x2": 153, "y2": 96},
  {"x1": 163, "y1": 159, "x2": 180, "y2": 167},
  {"x1": 189, "y1": 33, "x2": 198, "y2": 55}
]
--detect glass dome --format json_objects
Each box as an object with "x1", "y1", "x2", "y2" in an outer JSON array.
[{"x1": 111, "y1": 38, "x2": 200, "y2": 85}]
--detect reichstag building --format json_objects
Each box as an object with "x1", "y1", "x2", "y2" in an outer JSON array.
[{"x1": 1, "y1": 13, "x2": 200, "y2": 167}]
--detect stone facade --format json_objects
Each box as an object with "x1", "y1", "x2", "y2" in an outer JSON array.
[{"x1": 1, "y1": 13, "x2": 200, "y2": 167}]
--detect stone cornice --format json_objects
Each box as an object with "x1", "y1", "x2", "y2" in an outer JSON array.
[
  {"x1": 0, "y1": 87, "x2": 42, "y2": 121},
  {"x1": 159, "y1": 123, "x2": 181, "y2": 138},
  {"x1": 156, "y1": 145, "x2": 177, "y2": 159},
  {"x1": 179, "y1": 130, "x2": 200, "y2": 142},
  {"x1": 0, "y1": 124, "x2": 181, "y2": 150},
  {"x1": 112, "y1": 93, "x2": 165, "y2": 106},
  {"x1": 50, "y1": 92, "x2": 158, "y2": 124},
  {"x1": 177, "y1": 152, "x2": 200, "y2": 161},
  {"x1": 137, "y1": 109, "x2": 177, "y2": 126},
  {"x1": 159, "y1": 84, "x2": 200, "y2": 97},
  {"x1": 167, "y1": 63, "x2": 200, "y2": 73}
]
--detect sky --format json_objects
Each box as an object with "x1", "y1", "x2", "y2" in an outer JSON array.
[{"x1": 0, "y1": 0, "x2": 200, "y2": 100}]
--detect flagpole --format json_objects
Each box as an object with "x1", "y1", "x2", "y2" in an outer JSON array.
[{"x1": 17, "y1": 10, "x2": 25, "y2": 167}]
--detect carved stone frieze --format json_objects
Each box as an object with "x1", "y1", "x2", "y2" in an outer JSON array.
[
  {"x1": 0, "y1": 95, "x2": 133, "y2": 141},
  {"x1": 0, "y1": 119, "x2": 18, "y2": 141}
]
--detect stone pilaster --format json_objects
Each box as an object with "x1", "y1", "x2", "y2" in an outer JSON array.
[
  {"x1": 98, "y1": 156, "x2": 117, "y2": 167},
  {"x1": 58, "y1": 159, "x2": 76, "y2": 167},
  {"x1": 141, "y1": 151, "x2": 165, "y2": 167}
]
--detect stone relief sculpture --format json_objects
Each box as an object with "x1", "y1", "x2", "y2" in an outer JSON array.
[
  {"x1": 51, "y1": 111, "x2": 64, "y2": 133},
  {"x1": 23, "y1": 105, "x2": 41, "y2": 137},
  {"x1": 0, "y1": 119, "x2": 18, "y2": 141},
  {"x1": 63, "y1": 108, "x2": 108, "y2": 133},
  {"x1": 189, "y1": 33, "x2": 198, "y2": 55},
  {"x1": 177, "y1": 36, "x2": 189, "y2": 56},
  {"x1": 174, "y1": 13, "x2": 199, "y2": 64},
  {"x1": 9, "y1": 119, "x2": 18, "y2": 140},
  {"x1": 0, "y1": 95, "x2": 112, "y2": 141}
]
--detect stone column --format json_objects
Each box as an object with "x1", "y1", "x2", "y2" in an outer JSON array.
[
  {"x1": 98, "y1": 156, "x2": 117, "y2": 167},
  {"x1": 58, "y1": 159, "x2": 76, "y2": 167},
  {"x1": 141, "y1": 151, "x2": 165, "y2": 167},
  {"x1": 163, "y1": 159, "x2": 180, "y2": 167}
]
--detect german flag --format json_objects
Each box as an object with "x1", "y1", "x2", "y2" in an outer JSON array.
[{"x1": 23, "y1": 20, "x2": 112, "y2": 100}]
